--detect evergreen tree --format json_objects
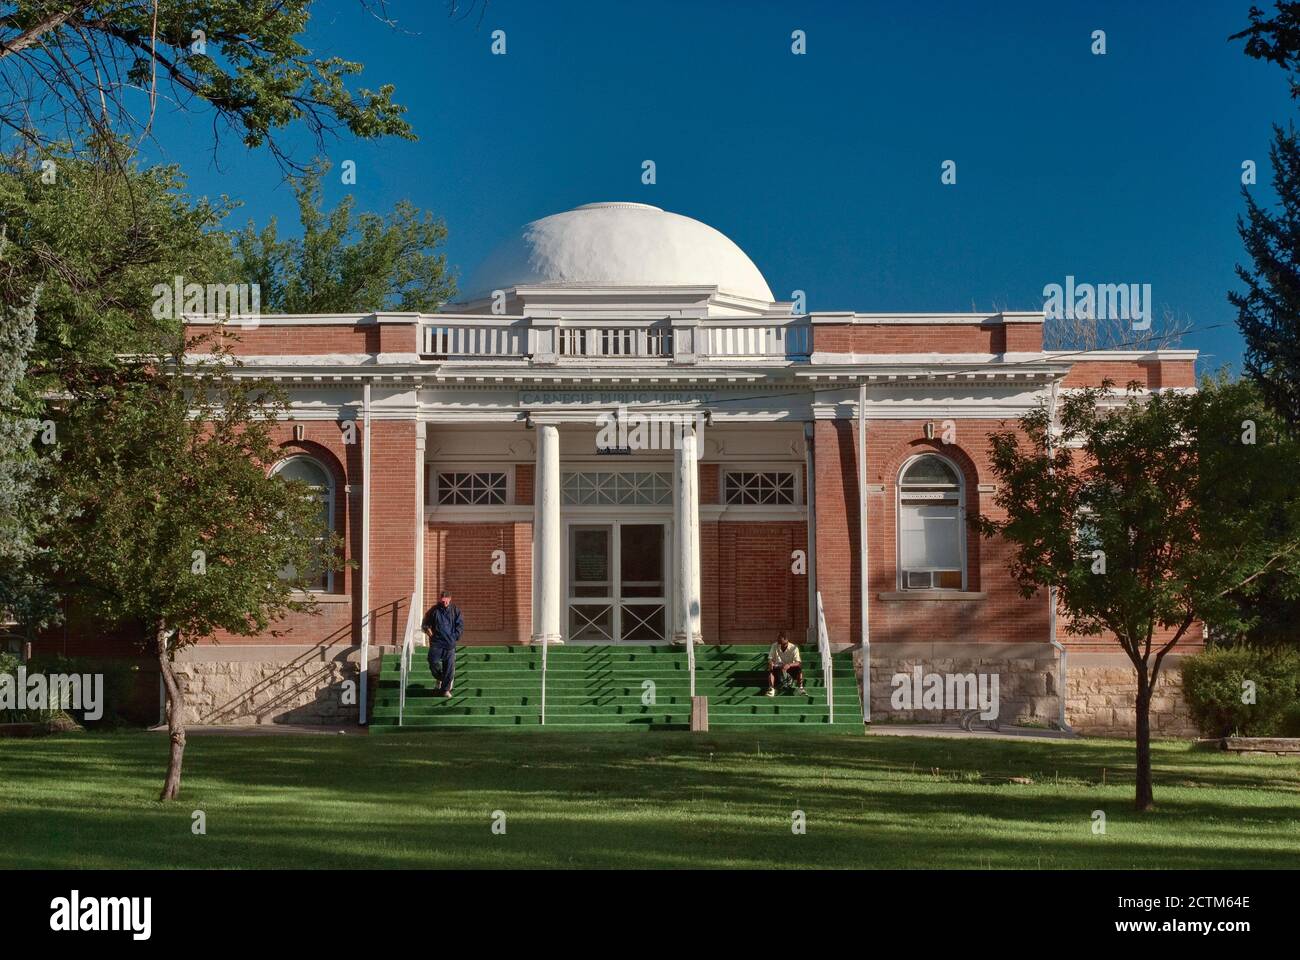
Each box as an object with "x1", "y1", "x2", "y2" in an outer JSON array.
[
  {"x1": 0, "y1": 280, "x2": 58, "y2": 632},
  {"x1": 1231, "y1": 3, "x2": 1300, "y2": 427}
]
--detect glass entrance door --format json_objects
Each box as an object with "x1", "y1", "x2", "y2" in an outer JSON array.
[{"x1": 567, "y1": 522, "x2": 667, "y2": 643}]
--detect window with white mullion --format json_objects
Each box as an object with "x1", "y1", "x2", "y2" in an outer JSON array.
[
  {"x1": 271, "y1": 455, "x2": 336, "y2": 592},
  {"x1": 562, "y1": 471, "x2": 672, "y2": 506},
  {"x1": 897, "y1": 454, "x2": 966, "y2": 591},
  {"x1": 436, "y1": 471, "x2": 508, "y2": 506},
  {"x1": 723, "y1": 470, "x2": 798, "y2": 506}
]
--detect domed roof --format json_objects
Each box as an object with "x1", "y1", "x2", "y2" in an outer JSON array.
[{"x1": 462, "y1": 202, "x2": 774, "y2": 303}]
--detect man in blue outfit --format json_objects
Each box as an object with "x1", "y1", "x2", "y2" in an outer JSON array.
[{"x1": 421, "y1": 589, "x2": 464, "y2": 698}]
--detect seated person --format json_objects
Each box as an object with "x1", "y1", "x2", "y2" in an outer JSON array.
[{"x1": 766, "y1": 631, "x2": 806, "y2": 696}]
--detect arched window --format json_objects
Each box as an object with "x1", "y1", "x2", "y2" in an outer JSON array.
[
  {"x1": 897, "y1": 454, "x2": 965, "y2": 591},
  {"x1": 272, "y1": 455, "x2": 335, "y2": 592}
]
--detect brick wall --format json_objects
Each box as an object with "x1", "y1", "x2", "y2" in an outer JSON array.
[
  {"x1": 814, "y1": 417, "x2": 1051, "y2": 647},
  {"x1": 711, "y1": 521, "x2": 809, "y2": 642},
  {"x1": 367, "y1": 420, "x2": 419, "y2": 648},
  {"x1": 515, "y1": 463, "x2": 534, "y2": 505},
  {"x1": 813, "y1": 321, "x2": 1043, "y2": 355},
  {"x1": 1063, "y1": 357, "x2": 1196, "y2": 389},
  {"x1": 425, "y1": 522, "x2": 532, "y2": 643},
  {"x1": 187, "y1": 419, "x2": 361, "y2": 647},
  {"x1": 186, "y1": 323, "x2": 378, "y2": 356},
  {"x1": 814, "y1": 419, "x2": 860, "y2": 645}
]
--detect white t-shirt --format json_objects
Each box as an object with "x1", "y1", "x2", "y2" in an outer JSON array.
[{"x1": 769, "y1": 641, "x2": 801, "y2": 666}]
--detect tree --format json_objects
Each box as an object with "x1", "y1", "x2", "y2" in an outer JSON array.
[
  {"x1": 0, "y1": 138, "x2": 235, "y2": 394},
  {"x1": 50, "y1": 333, "x2": 344, "y2": 798},
  {"x1": 0, "y1": 279, "x2": 59, "y2": 632},
  {"x1": 0, "y1": 0, "x2": 416, "y2": 169},
  {"x1": 979, "y1": 376, "x2": 1300, "y2": 810},
  {"x1": 232, "y1": 162, "x2": 455, "y2": 312},
  {"x1": 0, "y1": 137, "x2": 235, "y2": 635},
  {"x1": 1231, "y1": 3, "x2": 1300, "y2": 428}
]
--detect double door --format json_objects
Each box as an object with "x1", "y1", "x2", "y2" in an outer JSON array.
[{"x1": 566, "y1": 522, "x2": 668, "y2": 643}]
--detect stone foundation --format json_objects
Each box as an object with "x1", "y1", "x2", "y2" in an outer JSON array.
[
  {"x1": 172, "y1": 645, "x2": 376, "y2": 725},
  {"x1": 1065, "y1": 655, "x2": 1197, "y2": 738},
  {"x1": 853, "y1": 645, "x2": 1059, "y2": 725},
  {"x1": 852, "y1": 645, "x2": 1199, "y2": 737},
  {"x1": 167, "y1": 642, "x2": 1200, "y2": 736}
]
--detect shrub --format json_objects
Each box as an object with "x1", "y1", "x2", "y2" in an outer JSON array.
[
  {"x1": 1182, "y1": 645, "x2": 1300, "y2": 737},
  {"x1": 0, "y1": 653, "x2": 141, "y2": 726},
  {"x1": 0, "y1": 651, "x2": 64, "y2": 724}
]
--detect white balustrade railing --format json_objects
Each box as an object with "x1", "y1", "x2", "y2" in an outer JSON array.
[
  {"x1": 419, "y1": 317, "x2": 811, "y2": 363},
  {"x1": 397, "y1": 591, "x2": 419, "y2": 727},
  {"x1": 558, "y1": 325, "x2": 672, "y2": 358},
  {"x1": 422, "y1": 322, "x2": 528, "y2": 358},
  {"x1": 699, "y1": 323, "x2": 811, "y2": 360}
]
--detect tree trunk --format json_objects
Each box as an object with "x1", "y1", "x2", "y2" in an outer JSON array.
[
  {"x1": 156, "y1": 623, "x2": 186, "y2": 801},
  {"x1": 1134, "y1": 673, "x2": 1154, "y2": 812}
]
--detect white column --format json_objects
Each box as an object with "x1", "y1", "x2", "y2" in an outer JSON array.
[
  {"x1": 359, "y1": 383, "x2": 371, "y2": 725},
  {"x1": 673, "y1": 431, "x2": 703, "y2": 645},
  {"x1": 414, "y1": 421, "x2": 426, "y2": 647},
  {"x1": 531, "y1": 423, "x2": 563, "y2": 644}
]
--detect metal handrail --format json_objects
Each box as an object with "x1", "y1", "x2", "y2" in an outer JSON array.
[
  {"x1": 397, "y1": 592, "x2": 419, "y2": 727},
  {"x1": 815, "y1": 591, "x2": 834, "y2": 723},
  {"x1": 540, "y1": 635, "x2": 547, "y2": 726}
]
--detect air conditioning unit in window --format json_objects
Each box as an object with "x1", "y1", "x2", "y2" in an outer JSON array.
[{"x1": 905, "y1": 571, "x2": 933, "y2": 589}]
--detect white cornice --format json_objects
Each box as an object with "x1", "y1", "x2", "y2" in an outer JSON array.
[
  {"x1": 1044, "y1": 349, "x2": 1200, "y2": 361},
  {"x1": 808, "y1": 311, "x2": 1044, "y2": 325},
  {"x1": 183, "y1": 312, "x2": 423, "y2": 326},
  {"x1": 811, "y1": 351, "x2": 1048, "y2": 365}
]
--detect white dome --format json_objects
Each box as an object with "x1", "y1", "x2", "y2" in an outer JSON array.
[{"x1": 462, "y1": 202, "x2": 774, "y2": 303}]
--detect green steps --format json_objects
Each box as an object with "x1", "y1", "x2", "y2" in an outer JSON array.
[{"x1": 369, "y1": 644, "x2": 864, "y2": 733}]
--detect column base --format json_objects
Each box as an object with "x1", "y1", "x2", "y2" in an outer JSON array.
[
  {"x1": 531, "y1": 634, "x2": 564, "y2": 646},
  {"x1": 671, "y1": 634, "x2": 704, "y2": 645}
]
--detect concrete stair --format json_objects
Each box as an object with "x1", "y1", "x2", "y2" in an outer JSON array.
[{"x1": 369, "y1": 644, "x2": 863, "y2": 732}]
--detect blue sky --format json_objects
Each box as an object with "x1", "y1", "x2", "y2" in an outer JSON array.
[{"x1": 143, "y1": 0, "x2": 1297, "y2": 370}]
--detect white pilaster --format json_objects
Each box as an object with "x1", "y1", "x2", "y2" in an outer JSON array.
[
  {"x1": 673, "y1": 431, "x2": 703, "y2": 645},
  {"x1": 531, "y1": 423, "x2": 563, "y2": 644},
  {"x1": 359, "y1": 383, "x2": 371, "y2": 724},
  {"x1": 414, "y1": 421, "x2": 426, "y2": 646}
]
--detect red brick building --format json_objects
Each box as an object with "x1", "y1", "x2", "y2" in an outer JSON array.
[{"x1": 45, "y1": 202, "x2": 1203, "y2": 734}]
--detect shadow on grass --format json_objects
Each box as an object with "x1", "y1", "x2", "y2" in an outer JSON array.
[{"x1": 1, "y1": 730, "x2": 1296, "y2": 869}]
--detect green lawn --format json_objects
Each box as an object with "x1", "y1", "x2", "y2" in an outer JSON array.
[{"x1": 1, "y1": 730, "x2": 1297, "y2": 869}]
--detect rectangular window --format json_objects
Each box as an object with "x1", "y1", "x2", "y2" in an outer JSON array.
[
  {"x1": 436, "y1": 472, "x2": 508, "y2": 506},
  {"x1": 562, "y1": 472, "x2": 672, "y2": 506},
  {"x1": 723, "y1": 470, "x2": 797, "y2": 506}
]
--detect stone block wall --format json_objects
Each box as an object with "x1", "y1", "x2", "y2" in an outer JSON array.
[
  {"x1": 852, "y1": 646, "x2": 1200, "y2": 737},
  {"x1": 1066, "y1": 656, "x2": 1197, "y2": 737},
  {"x1": 856, "y1": 648, "x2": 1059, "y2": 725},
  {"x1": 172, "y1": 645, "x2": 370, "y2": 725}
]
